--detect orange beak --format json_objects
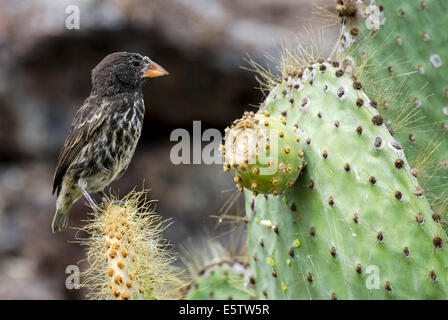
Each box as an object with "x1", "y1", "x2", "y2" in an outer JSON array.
[{"x1": 143, "y1": 61, "x2": 169, "y2": 78}]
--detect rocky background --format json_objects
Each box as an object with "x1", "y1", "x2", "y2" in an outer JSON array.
[{"x1": 0, "y1": 0, "x2": 337, "y2": 299}]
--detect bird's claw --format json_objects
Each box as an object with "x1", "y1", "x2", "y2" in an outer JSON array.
[{"x1": 99, "y1": 191, "x2": 110, "y2": 203}]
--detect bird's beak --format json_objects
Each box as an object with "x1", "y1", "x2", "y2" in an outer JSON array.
[{"x1": 143, "y1": 61, "x2": 169, "y2": 78}]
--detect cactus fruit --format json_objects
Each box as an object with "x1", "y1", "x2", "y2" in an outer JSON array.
[
  {"x1": 337, "y1": 0, "x2": 448, "y2": 219},
  {"x1": 224, "y1": 112, "x2": 304, "y2": 195},
  {"x1": 224, "y1": 50, "x2": 448, "y2": 299},
  {"x1": 78, "y1": 191, "x2": 183, "y2": 300}
]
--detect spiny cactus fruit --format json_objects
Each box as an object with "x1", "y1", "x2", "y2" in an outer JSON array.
[
  {"x1": 337, "y1": 0, "x2": 448, "y2": 221},
  {"x1": 224, "y1": 47, "x2": 448, "y2": 299},
  {"x1": 183, "y1": 242, "x2": 255, "y2": 300},
  {"x1": 223, "y1": 112, "x2": 304, "y2": 196},
  {"x1": 77, "y1": 191, "x2": 183, "y2": 300}
]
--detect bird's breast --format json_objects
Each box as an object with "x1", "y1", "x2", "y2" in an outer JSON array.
[
  {"x1": 113, "y1": 97, "x2": 144, "y2": 152},
  {"x1": 100, "y1": 94, "x2": 144, "y2": 172}
]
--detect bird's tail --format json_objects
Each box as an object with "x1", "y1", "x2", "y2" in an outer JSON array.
[{"x1": 52, "y1": 209, "x2": 70, "y2": 233}]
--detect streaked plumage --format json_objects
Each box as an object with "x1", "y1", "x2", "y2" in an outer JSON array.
[{"x1": 52, "y1": 52, "x2": 168, "y2": 232}]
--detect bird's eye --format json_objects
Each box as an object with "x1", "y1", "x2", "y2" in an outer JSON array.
[{"x1": 132, "y1": 61, "x2": 140, "y2": 67}]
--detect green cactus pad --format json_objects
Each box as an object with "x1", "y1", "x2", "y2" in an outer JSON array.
[
  {"x1": 244, "y1": 60, "x2": 448, "y2": 299},
  {"x1": 223, "y1": 112, "x2": 304, "y2": 195},
  {"x1": 187, "y1": 261, "x2": 255, "y2": 300},
  {"x1": 340, "y1": 0, "x2": 448, "y2": 218}
]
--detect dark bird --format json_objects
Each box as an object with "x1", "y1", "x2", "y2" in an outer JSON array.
[{"x1": 52, "y1": 52, "x2": 168, "y2": 232}]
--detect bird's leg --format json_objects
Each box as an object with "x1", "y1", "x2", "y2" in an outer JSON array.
[{"x1": 78, "y1": 179, "x2": 99, "y2": 212}]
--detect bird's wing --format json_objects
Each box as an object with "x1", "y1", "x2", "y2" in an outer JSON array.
[{"x1": 52, "y1": 97, "x2": 106, "y2": 195}]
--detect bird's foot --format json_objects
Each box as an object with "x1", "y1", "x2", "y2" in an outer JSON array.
[
  {"x1": 98, "y1": 191, "x2": 110, "y2": 203},
  {"x1": 109, "y1": 199, "x2": 126, "y2": 207},
  {"x1": 97, "y1": 190, "x2": 141, "y2": 216},
  {"x1": 98, "y1": 193, "x2": 127, "y2": 207}
]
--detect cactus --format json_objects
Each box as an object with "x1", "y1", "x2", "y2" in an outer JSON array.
[
  {"x1": 77, "y1": 191, "x2": 183, "y2": 300},
  {"x1": 183, "y1": 241, "x2": 256, "y2": 300},
  {"x1": 224, "y1": 48, "x2": 448, "y2": 299},
  {"x1": 337, "y1": 0, "x2": 448, "y2": 219},
  {"x1": 186, "y1": 262, "x2": 255, "y2": 300}
]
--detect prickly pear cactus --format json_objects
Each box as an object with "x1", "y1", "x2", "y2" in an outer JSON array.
[
  {"x1": 187, "y1": 261, "x2": 255, "y2": 300},
  {"x1": 338, "y1": 0, "x2": 448, "y2": 216},
  {"x1": 224, "y1": 56, "x2": 448, "y2": 299},
  {"x1": 183, "y1": 242, "x2": 256, "y2": 300}
]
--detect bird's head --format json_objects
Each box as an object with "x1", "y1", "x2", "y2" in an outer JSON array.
[{"x1": 91, "y1": 52, "x2": 169, "y2": 94}]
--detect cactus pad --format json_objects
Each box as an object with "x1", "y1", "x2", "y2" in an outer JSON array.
[{"x1": 339, "y1": 0, "x2": 448, "y2": 217}]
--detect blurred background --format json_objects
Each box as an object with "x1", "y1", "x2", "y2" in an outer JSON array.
[{"x1": 0, "y1": 0, "x2": 338, "y2": 299}]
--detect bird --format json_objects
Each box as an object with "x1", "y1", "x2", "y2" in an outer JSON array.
[{"x1": 51, "y1": 52, "x2": 169, "y2": 232}]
